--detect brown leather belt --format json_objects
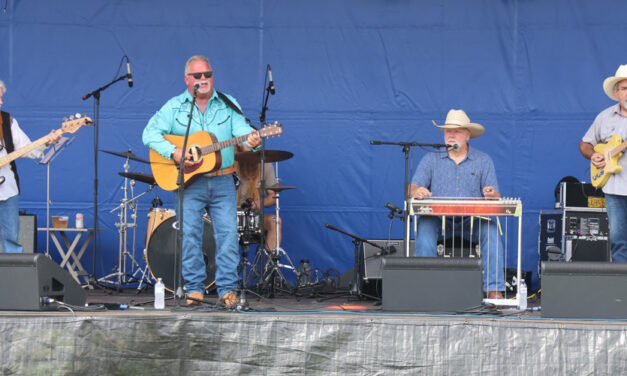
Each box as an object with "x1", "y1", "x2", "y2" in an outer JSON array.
[{"x1": 204, "y1": 166, "x2": 236, "y2": 178}]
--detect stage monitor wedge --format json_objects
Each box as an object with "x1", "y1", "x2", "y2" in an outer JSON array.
[
  {"x1": 0, "y1": 253, "x2": 86, "y2": 310},
  {"x1": 382, "y1": 257, "x2": 483, "y2": 312},
  {"x1": 541, "y1": 261, "x2": 627, "y2": 319}
]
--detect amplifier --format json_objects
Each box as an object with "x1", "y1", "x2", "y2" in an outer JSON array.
[
  {"x1": 538, "y1": 209, "x2": 610, "y2": 265},
  {"x1": 0, "y1": 213, "x2": 37, "y2": 253},
  {"x1": 359, "y1": 239, "x2": 410, "y2": 280}
]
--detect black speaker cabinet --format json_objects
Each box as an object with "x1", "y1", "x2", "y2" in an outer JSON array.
[
  {"x1": 360, "y1": 239, "x2": 412, "y2": 279},
  {"x1": 382, "y1": 257, "x2": 483, "y2": 312},
  {"x1": 0, "y1": 254, "x2": 86, "y2": 310},
  {"x1": 540, "y1": 261, "x2": 627, "y2": 319},
  {"x1": 18, "y1": 213, "x2": 37, "y2": 253}
]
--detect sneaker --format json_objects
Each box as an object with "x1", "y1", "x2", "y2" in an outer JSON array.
[
  {"x1": 219, "y1": 292, "x2": 239, "y2": 308},
  {"x1": 186, "y1": 292, "x2": 204, "y2": 306}
]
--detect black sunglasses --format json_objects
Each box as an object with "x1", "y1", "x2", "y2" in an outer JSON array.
[{"x1": 188, "y1": 71, "x2": 213, "y2": 79}]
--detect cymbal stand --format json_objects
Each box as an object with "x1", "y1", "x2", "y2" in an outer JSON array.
[
  {"x1": 258, "y1": 163, "x2": 298, "y2": 297},
  {"x1": 98, "y1": 156, "x2": 153, "y2": 288}
]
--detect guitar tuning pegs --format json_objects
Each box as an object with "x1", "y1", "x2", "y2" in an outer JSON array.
[
  {"x1": 75, "y1": 113, "x2": 82, "y2": 119},
  {"x1": 69, "y1": 115, "x2": 75, "y2": 120},
  {"x1": 63, "y1": 117, "x2": 68, "y2": 122}
]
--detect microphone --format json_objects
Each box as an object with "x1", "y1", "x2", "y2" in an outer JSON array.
[
  {"x1": 0, "y1": 176, "x2": 4, "y2": 185},
  {"x1": 193, "y1": 82, "x2": 201, "y2": 94},
  {"x1": 267, "y1": 65, "x2": 275, "y2": 95},
  {"x1": 447, "y1": 143, "x2": 460, "y2": 151},
  {"x1": 375, "y1": 245, "x2": 397, "y2": 257},
  {"x1": 384, "y1": 202, "x2": 402, "y2": 214},
  {"x1": 126, "y1": 59, "x2": 133, "y2": 88},
  {"x1": 370, "y1": 140, "x2": 382, "y2": 145}
]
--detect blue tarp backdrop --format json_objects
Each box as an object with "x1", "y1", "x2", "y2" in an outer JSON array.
[{"x1": 0, "y1": 1, "x2": 623, "y2": 290}]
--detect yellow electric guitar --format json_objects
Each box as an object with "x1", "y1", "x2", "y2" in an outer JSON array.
[
  {"x1": 0, "y1": 115, "x2": 92, "y2": 168},
  {"x1": 150, "y1": 122, "x2": 283, "y2": 191},
  {"x1": 590, "y1": 135, "x2": 627, "y2": 188}
]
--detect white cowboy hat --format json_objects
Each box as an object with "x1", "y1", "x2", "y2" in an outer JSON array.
[
  {"x1": 432, "y1": 109, "x2": 484, "y2": 138},
  {"x1": 603, "y1": 64, "x2": 627, "y2": 101}
]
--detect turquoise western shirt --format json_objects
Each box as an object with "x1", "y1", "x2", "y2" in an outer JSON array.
[{"x1": 143, "y1": 89, "x2": 253, "y2": 169}]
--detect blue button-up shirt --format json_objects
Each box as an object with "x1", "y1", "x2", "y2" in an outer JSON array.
[
  {"x1": 143, "y1": 89, "x2": 253, "y2": 169},
  {"x1": 411, "y1": 146, "x2": 499, "y2": 197}
]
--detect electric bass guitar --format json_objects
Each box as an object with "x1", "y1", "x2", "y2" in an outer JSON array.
[
  {"x1": 0, "y1": 115, "x2": 92, "y2": 168},
  {"x1": 150, "y1": 122, "x2": 283, "y2": 191},
  {"x1": 590, "y1": 135, "x2": 627, "y2": 188}
]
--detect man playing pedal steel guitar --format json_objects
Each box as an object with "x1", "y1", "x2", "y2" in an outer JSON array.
[
  {"x1": 409, "y1": 109, "x2": 505, "y2": 299},
  {"x1": 580, "y1": 64, "x2": 627, "y2": 262},
  {"x1": 143, "y1": 55, "x2": 261, "y2": 307}
]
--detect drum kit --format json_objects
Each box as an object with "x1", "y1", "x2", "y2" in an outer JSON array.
[{"x1": 97, "y1": 148, "x2": 299, "y2": 297}]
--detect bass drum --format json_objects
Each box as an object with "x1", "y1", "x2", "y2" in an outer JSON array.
[{"x1": 145, "y1": 216, "x2": 216, "y2": 292}]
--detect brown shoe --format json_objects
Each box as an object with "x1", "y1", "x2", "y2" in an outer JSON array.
[
  {"x1": 219, "y1": 292, "x2": 239, "y2": 308},
  {"x1": 486, "y1": 291, "x2": 504, "y2": 299},
  {"x1": 186, "y1": 292, "x2": 204, "y2": 306}
]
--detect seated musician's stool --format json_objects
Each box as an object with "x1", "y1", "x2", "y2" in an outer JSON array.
[{"x1": 437, "y1": 236, "x2": 480, "y2": 258}]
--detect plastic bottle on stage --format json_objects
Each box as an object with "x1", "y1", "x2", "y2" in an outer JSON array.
[
  {"x1": 154, "y1": 278, "x2": 165, "y2": 309},
  {"x1": 519, "y1": 279, "x2": 528, "y2": 311}
]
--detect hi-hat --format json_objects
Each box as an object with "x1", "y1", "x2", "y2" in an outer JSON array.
[
  {"x1": 266, "y1": 183, "x2": 297, "y2": 192},
  {"x1": 101, "y1": 149, "x2": 150, "y2": 164},
  {"x1": 235, "y1": 150, "x2": 294, "y2": 164},
  {"x1": 118, "y1": 172, "x2": 156, "y2": 185}
]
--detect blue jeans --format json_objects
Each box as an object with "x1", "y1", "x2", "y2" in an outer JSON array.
[
  {"x1": 174, "y1": 175, "x2": 238, "y2": 298},
  {"x1": 605, "y1": 194, "x2": 627, "y2": 262},
  {"x1": 0, "y1": 195, "x2": 23, "y2": 253},
  {"x1": 415, "y1": 216, "x2": 505, "y2": 291}
]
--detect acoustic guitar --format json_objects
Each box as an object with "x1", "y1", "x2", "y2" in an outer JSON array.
[
  {"x1": 150, "y1": 122, "x2": 282, "y2": 191},
  {"x1": 0, "y1": 115, "x2": 92, "y2": 168},
  {"x1": 590, "y1": 135, "x2": 627, "y2": 188}
]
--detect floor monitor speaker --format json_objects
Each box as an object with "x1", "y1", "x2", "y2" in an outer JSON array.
[{"x1": 0, "y1": 253, "x2": 86, "y2": 310}]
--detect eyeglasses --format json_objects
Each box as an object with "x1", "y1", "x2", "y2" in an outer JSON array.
[{"x1": 187, "y1": 71, "x2": 213, "y2": 79}]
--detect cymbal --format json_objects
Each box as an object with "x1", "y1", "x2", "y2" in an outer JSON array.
[
  {"x1": 235, "y1": 150, "x2": 294, "y2": 164},
  {"x1": 118, "y1": 172, "x2": 156, "y2": 185},
  {"x1": 101, "y1": 149, "x2": 150, "y2": 164},
  {"x1": 266, "y1": 183, "x2": 297, "y2": 192}
]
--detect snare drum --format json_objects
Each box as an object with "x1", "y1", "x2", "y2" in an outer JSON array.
[
  {"x1": 237, "y1": 210, "x2": 262, "y2": 234},
  {"x1": 144, "y1": 215, "x2": 216, "y2": 292}
]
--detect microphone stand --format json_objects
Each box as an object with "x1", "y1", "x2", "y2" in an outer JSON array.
[
  {"x1": 173, "y1": 84, "x2": 200, "y2": 303},
  {"x1": 82, "y1": 71, "x2": 132, "y2": 289},
  {"x1": 370, "y1": 140, "x2": 448, "y2": 258},
  {"x1": 254, "y1": 65, "x2": 274, "y2": 295},
  {"x1": 324, "y1": 224, "x2": 383, "y2": 301}
]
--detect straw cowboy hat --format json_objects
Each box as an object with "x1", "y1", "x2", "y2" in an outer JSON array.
[
  {"x1": 603, "y1": 64, "x2": 627, "y2": 101},
  {"x1": 432, "y1": 109, "x2": 484, "y2": 138}
]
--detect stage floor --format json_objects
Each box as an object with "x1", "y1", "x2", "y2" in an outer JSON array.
[{"x1": 1, "y1": 287, "x2": 626, "y2": 375}]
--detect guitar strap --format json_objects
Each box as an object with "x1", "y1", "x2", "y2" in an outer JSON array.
[
  {"x1": 0, "y1": 111, "x2": 20, "y2": 191},
  {"x1": 217, "y1": 91, "x2": 243, "y2": 115},
  {"x1": 0, "y1": 111, "x2": 4, "y2": 147}
]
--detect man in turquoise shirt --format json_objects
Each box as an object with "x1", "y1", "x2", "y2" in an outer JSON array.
[{"x1": 143, "y1": 55, "x2": 260, "y2": 307}]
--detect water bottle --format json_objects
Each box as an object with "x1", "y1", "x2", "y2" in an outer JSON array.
[
  {"x1": 519, "y1": 279, "x2": 528, "y2": 311},
  {"x1": 154, "y1": 278, "x2": 165, "y2": 309}
]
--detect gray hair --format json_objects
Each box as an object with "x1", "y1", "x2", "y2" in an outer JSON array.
[
  {"x1": 0, "y1": 80, "x2": 5, "y2": 95},
  {"x1": 184, "y1": 55, "x2": 210, "y2": 75}
]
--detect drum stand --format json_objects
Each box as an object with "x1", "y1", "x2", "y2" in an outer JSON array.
[
  {"x1": 255, "y1": 167, "x2": 298, "y2": 298},
  {"x1": 98, "y1": 157, "x2": 153, "y2": 288},
  {"x1": 237, "y1": 212, "x2": 265, "y2": 308}
]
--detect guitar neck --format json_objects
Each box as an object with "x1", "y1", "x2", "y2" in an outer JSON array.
[
  {"x1": 0, "y1": 134, "x2": 50, "y2": 168},
  {"x1": 611, "y1": 140, "x2": 627, "y2": 156},
  {"x1": 200, "y1": 133, "x2": 250, "y2": 155}
]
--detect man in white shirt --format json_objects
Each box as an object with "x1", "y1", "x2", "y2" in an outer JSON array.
[{"x1": 0, "y1": 80, "x2": 60, "y2": 253}]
